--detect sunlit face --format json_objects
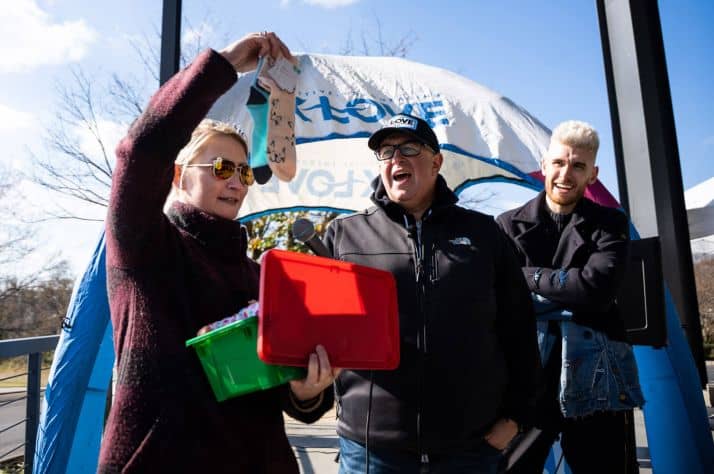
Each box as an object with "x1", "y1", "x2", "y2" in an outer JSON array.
[
  {"x1": 541, "y1": 140, "x2": 598, "y2": 214},
  {"x1": 177, "y1": 134, "x2": 249, "y2": 220},
  {"x1": 377, "y1": 132, "x2": 442, "y2": 218}
]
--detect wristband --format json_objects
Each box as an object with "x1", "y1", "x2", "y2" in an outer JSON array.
[
  {"x1": 533, "y1": 268, "x2": 543, "y2": 289},
  {"x1": 289, "y1": 390, "x2": 325, "y2": 413}
]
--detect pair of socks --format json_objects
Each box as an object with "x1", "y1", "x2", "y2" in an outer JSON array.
[{"x1": 246, "y1": 66, "x2": 297, "y2": 184}]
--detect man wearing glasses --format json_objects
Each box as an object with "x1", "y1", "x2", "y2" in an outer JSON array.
[{"x1": 323, "y1": 114, "x2": 540, "y2": 473}]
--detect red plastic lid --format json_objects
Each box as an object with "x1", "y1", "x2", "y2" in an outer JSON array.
[{"x1": 258, "y1": 249, "x2": 400, "y2": 370}]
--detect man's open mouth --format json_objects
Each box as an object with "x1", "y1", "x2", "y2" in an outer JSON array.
[{"x1": 393, "y1": 172, "x2": 411, "y2": 182}]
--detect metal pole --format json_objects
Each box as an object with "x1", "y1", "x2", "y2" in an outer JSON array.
[
  {"x1": 25, "y1": 352, "x2": 41, "y2": 473},
  {"x1": 596, "y1": 0, "x2": 629, "y2": 217},
  {"x1": 160, "y1": 0, "x2": 182, "y2": 85},
  {"x1": 596, "y1": 0, "x2": 706, "y2": 386}
]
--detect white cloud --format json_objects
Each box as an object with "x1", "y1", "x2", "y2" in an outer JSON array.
[
  {"x1": 8, "y1": 116, "x2": 123, "y2": 276},
  {"x1": 0, "y1": 0, "x2": 96, "y2": 73},
  {"x1": 0, "y1": 104, "x2": 34, "y2": 132},
  {"x1": 16, "y1": 178, "x2": 105, "y2": 276},
  {"x1": 182, "y1": 22, "x2": 215, "y2": 51},
  {"x1": 281, "y1": 0, "x2": 360, "y2": 9}
]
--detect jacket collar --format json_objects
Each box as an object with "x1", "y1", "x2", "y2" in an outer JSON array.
[
  {"x1": 167, "y1": 201, "x2": 249, "y2": 259},
  {"x1": 512, "y1": 191, "x2": 592, "y2": 267},
  {"x1": 370, "y1": 174, "x2": 457, "y2": 222},
  {"x1": 511, "y1": 191, "x2": 589, "y2": 228}
]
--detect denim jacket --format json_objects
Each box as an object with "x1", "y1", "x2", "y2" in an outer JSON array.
[{"x1": 534, "y1": 295, "x2": 645, "y2": 418}]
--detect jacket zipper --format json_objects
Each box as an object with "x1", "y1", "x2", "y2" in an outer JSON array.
[
  {"x1": 407, "y1": 214, "x2": 430, "y2": 466},
  {"x1": 415, "y1": 219, "x2": 428, "y2": 354}
]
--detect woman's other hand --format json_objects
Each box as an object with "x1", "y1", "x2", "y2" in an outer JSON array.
[
  {"x1": 219, "y1": 31, "x2": 293, "y2": 73},
  {"x1": 289, "y1": 344, "x2": 341, "y2": 401}
]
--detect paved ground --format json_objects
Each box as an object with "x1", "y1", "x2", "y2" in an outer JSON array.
[
  {"x1": 2, "y1": 364, "x2": 711, "y2": 471},
  {"x1": 286, "y1": 361, "x2": 714, "y2": 473},
  {"x1": 285, "y1": 409, "x2": 654, "y2": 474},
  {"x1": 287, "y1": 407, "x2": 339, "y2": 474},
  {"x1": 0, "y1": 389, "x2": 28, "y2": 463}
]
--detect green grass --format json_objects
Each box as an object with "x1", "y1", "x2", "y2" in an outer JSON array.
[
  {"x1": 0, "y1": 370, "x2": 51, "y2": 389},
  {"x1": 0, "y1": 355, "x2": 52, "y2": 388},
  {"x1": 0, "y1": 458, "x2": 24, "y2": 473}
]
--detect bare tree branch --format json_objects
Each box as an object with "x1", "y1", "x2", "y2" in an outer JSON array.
[
  {"x1": 128, "y1": 28, "x2": 161, "y2": 84},
  {"x1": 29, "y1": 59, "x2": 132, "y2": 219},
  {"x1": 0, "y1": 260, "x2": 73, "y2": 339},
  {"x1": 382, "y1": 30, "x2": 418, "y2": 58},
  {"x1": 29, "y1": 13, "x2": 223, "y2": 222},
  {"x1": 338, "y1": 16, "x2": 417, "y2": 58},
  {"x1": 360, "y1": 28, "x2": 371, "y2": 56},
  {"x1": 0, "y1": 167, "x2": 69, "y2": 312},
  {"x1": 180, "y1": 16, "x2": 209, "y2": 67},
  {"x1": 338, "y1": 25, "x2": 354, "y2": 56},
  {"x1": 375, "y1": 16, "x2": 385, "y2": 56},
  {"x1": 109, "y1": 74, "x2": 146, "y2": 117}
]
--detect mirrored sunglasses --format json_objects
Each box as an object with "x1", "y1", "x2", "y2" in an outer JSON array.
[{"x1": 185, "y1": 157, "x2": 254, "y2": 186}]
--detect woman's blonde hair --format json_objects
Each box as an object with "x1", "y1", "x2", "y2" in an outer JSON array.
[
  {"x1": 165, "y1": 119, "x2": 248, "y2": 211},
  {"x1": 174, "y1": 119, "x2": 248, "y2": 188}
]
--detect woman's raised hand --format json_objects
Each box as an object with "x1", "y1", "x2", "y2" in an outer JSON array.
[{"x1": 219, "y1": 31, "x2": 293, "y2": 73}]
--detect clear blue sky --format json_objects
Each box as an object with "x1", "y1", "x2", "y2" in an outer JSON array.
[
  {"x1": 185, "y1": 0, "x2": 713, "y2": 191},
  {"x1": 0, "y1": 0, "x2": 712, "y2": 272}
]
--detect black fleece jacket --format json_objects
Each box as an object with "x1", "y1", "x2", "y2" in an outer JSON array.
[{"x1": 324, "y1": 175, "x2": 540, "y2": 456}]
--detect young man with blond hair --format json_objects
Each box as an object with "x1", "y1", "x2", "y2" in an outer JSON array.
[{"x1": 497, "y1": 120, "x2": 644, "y2": 473}]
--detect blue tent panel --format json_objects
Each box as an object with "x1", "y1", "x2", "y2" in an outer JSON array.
[
  {"x1": 634, "y1": 290, "x2": 714, "y2": 473},
  {"x1": 65, "y1": 321, "x2": 113, "y2": 472},
  {"x1": 33, "y1": 233, "x2": 113, "y2": 474}
]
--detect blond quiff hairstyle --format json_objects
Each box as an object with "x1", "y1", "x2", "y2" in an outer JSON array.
[{"x1": 550, "y1": 120, "x2": 600, "y2": 155}]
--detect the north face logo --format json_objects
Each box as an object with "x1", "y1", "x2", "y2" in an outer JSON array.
[
  {"x1": 388, "y1": 115, "x2": 418, "y2": 130},
  {"x1": 449, "y1": 237, "x2": 472, "y2": 246}
]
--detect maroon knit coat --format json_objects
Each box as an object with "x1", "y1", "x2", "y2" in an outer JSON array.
[{"x1": 99, "y1": 50, "x2": 332, "y2": 473}]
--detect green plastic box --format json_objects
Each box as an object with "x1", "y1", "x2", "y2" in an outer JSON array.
[{"x1": 186, "y1": 316, "x2": 305, "y2": 402}]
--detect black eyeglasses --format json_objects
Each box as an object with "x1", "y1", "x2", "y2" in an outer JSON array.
[
  {"x1": 375, "y1": 141, "x2": 434, "y2": 161},
  {"x1": 185, "y1": 157, "x2": 254, "y2": 186}
]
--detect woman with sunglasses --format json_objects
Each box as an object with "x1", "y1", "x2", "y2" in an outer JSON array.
[{"x1": 99, "y1": 32, "x2": 338, "y2": 473}]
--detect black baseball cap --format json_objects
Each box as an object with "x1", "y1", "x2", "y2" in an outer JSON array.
[{"x1": 368, "y1": 114, "x2": 440, "y2": 153}]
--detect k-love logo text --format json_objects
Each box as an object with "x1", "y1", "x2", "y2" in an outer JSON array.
[
  {"x1": 295, "y1": 94, "x2": 450, "y2": 128},
  {"x1": 258, "y1": 167, "x2": 378, "y2": 199}
]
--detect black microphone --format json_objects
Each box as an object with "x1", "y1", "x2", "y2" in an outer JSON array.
[{"x1": 292, "y1": 218, "x2": 332, "y2": 258}]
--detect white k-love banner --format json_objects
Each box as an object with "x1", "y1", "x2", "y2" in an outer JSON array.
[{"x1": 207, "y1": 53, "x2": 551, "y2": 219}]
